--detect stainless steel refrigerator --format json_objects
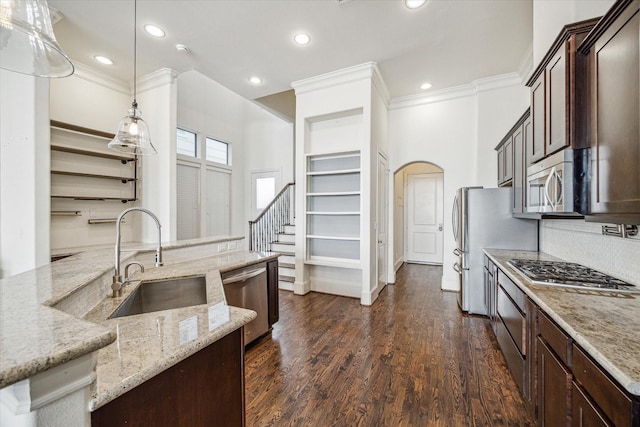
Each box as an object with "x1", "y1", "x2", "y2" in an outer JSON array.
[{"x1": 452, "y1": 187, "x2": 538, "y2": 315}]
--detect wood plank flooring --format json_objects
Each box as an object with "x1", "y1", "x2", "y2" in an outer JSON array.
[{"x1": 245, "y1": 263, "x2": 534, "y2": 426}]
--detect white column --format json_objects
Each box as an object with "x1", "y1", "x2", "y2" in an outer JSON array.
[
  {"x1": 136, "y1": 69, "x2": 178, "y2": 243},
  {"x1": 0, "y1": 70, "x2": 50, "y2": 278}
]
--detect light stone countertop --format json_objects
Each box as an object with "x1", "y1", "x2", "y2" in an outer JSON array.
[
  {"x1": 84, "y1": 249, "x2": 278, "y2": 410},
  {"x1": 484, "y1": 249, "x2": 640, "y2": 396},
  {"x1": 0, "y1": 235, "x2": 254, "y2": 393}
]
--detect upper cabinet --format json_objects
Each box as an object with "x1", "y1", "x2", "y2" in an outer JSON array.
[
  {"x1": 526, "y1": 18, "x2": 599, "y2": 165},
  {"x1": 495, "y1": 109, "x2": 530, "y2": 214},
  {"x1": 578, "y1": 0, "x2": 640, "y2": 224}
]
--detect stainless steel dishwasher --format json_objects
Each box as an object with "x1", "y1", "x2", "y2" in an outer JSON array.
[{"x1": 221, "y1": 262, "x2": 268, "y2": 345}]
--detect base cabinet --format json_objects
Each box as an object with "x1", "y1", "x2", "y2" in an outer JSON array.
[
  {"x1": 91, "y1": 329, "x2": 245, "y2": 427},
  {"x1": 572, "y1": 382, "x2": 611, "y2": 427},
  {"x1": 537, "y1": 337, "x2": 572, "y2": 426}
]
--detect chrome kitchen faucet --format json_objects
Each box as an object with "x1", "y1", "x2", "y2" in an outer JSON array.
[{"x1": 112, "y1": 207, "x2": 164, "y2": 297}]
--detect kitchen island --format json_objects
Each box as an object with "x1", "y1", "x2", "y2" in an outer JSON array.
[
  {"x1": 485, "y1": 249, "x2": 640, "y2": 425},
  {"x1": 0, "y1": 236, "x2": 277, "y2": 426}
]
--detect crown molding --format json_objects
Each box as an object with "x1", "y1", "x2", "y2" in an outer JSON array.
[
  {"x1": 70, "y1": 60, "x2": 129, "y2": 95},
  {"x1": 517, "y1": 42, "x2": 534, "y2": 85},
  {"x1": 137, "y1": 68, "x2": 178, "y2": 93},
  {"x1": 371, "y1": 65, "x2": 390, "y2": 105},
  {"x1": 291, "y1": 62, "x2": 378, "y2": 95},
  {"x1": 389, "y1": 72, "x2": 523, "y2": 110}
]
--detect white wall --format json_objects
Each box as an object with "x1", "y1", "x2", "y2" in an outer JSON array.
[
  {"x1": 0, "y1": 71, "x2": 50, "y2": 278},
  {"x1": 475, "y1": 78, "x2": 530, "y2": 186},
  {"x1": 177, "y1": 70, "x2": 294, "y2": 239},
  {"x1": 389, "y1": 77, "x2": 528, "y2": 291}
]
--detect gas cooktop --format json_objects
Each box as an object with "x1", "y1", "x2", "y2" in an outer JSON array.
[{"x1": 507, "y1": 259, "x2": 638, "y2": 293}]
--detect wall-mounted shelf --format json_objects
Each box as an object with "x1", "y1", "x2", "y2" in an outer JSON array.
[{"x1": 50, "y1": 121, "x2": 138, "y2": 203}]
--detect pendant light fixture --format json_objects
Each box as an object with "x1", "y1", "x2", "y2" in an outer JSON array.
[
  {"x1": 0, "y1": 0, "x2": 74, "y2": 77},
  {"x1": 108, "y1": 0, "x2": 156, "y2": 156}
]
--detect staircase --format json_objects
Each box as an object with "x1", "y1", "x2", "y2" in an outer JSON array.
[
  {"x1": 270, "y1": 224, "x2": 295, "y2": 291},
  {"x1": 249, "y1": 182, "x2": 296, "y2": 290}
]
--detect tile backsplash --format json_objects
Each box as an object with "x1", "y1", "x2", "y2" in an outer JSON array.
[{"x1": 540, "y1": 219, "x2": 640, "y2": 286}]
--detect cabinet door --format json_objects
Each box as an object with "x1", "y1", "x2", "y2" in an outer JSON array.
[
  {"x1": 589, "y1": 3, "x2": 640, "y2": 216},
  {"x1": 546, "y1": 48, "x2": 568, "y2": 156},
  {"x1": 513, "y1": 121, "x2": 526, "y2": 213},
  {"x1": 572, "y1": 382, "x2": 611, "y2": 427},
  {"x1": 537, "y1": 337, "x2": 571, "y2": 427},
  {"x1": 504, "y1": 137, "x2": 514, "y2": 183},
  {"x1": 497, "y1": 145, "x2": 506, "y2": 185},
  {"x1": 267, "y1": 260, "x2": 279, "y2": 327},
  {"x1": 530, "y1": 73, "x2": 546, "y2": 164}
]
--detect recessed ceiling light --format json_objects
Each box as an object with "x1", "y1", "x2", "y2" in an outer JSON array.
[
  {"x1": 94, "y1": 55, "x2": 113, "y2": 65},
  {"x1": 294, "y1": 33, "x2": 311, "y2": 45},
  {"x1": 420, "y1": 82, "x2": 432, "y2": 90},
  {"x1": 176, "y1": 44, "x2": 190, "y2": 53},
  {"x1": 405, "y1": 0, "x2": 426, "y2": 9},
  {"x1": 144, "y1": 24, "x2": 165, "y2": 38},
  {"x1": 249, "y1": 76, "x2": 263, "y2": 85}
]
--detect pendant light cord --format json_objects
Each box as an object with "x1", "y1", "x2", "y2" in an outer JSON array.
[{"x1": 132, "y1": 0, "x2": 138, "y2": 109}]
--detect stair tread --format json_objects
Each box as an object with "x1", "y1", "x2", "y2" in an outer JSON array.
[
  {"x1": 279, "y1": 275, "x2": 294, "y2": 282},
  {"x1": 272, "y1": 241, "x2": 294, "y2": 246},
  {"x1": 279, "y1": 262, "x2": 295, "y2": 269}
]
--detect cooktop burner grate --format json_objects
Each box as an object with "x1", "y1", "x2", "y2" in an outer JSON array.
[{"x1": 507, "y1": 259, "x2": 637, "y2": 293}]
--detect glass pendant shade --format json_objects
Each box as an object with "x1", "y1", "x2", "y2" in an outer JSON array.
[
  {"x1": 0, "y1": 0, "x2": 74, "y2": 77},
  {"x1": 108, "y1": 105, "x2": 157, "y2": 156}
]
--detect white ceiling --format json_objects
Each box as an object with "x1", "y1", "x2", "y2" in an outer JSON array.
[{"x1": 48, "y1": 0, "x2": 532, "y2": 101}]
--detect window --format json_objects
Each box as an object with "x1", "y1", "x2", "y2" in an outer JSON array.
[
  {"x1": 177, "y1": 128, "x2": 197, "y2": 157},
  {"x1": 206, "y1": 137, "x2": 229, "y2": 165}
]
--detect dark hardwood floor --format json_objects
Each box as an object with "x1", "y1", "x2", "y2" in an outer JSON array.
[{"x1": 245, "y1": 263, "x2": 534, "y2": 426}]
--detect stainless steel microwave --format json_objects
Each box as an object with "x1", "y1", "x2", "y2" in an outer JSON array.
[{"x1": 526, "y1": 149, "x2": 587, "y2": 214}]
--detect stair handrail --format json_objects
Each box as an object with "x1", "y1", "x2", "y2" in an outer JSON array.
[{"x1": 249, "y1": 182, "x2": 295, "y2": 251}]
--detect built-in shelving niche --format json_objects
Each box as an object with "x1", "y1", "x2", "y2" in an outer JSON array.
[
  {"x1": 305, "y1": 151, "x2": 361, "y2": 268},
  {"x1": 49, "y1": 121, "x2": 139, "y2": 252}
]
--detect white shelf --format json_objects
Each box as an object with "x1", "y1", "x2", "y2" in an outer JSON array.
[
  {"x1": 306, "y1": 211, "x2": 360, "y2": 215},
  {"x1": 304, "y1": 258, "x2": 361, "y2": 269},
  {"x1": 307, "y1": 191, "x2": 360, "y2": 196},
  {"x1": 306, "y1": 168, "x2": 360, "y2": 176},
  {"x1": 306, "y1": 235, "x2": 360, "y2": 241}
]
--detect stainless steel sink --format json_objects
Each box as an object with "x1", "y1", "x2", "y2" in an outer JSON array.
[{"x1": 109, "y1": 276, "x2": 207, "y2": 318}]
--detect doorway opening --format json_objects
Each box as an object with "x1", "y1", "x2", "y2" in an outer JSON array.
[{"x1": 393, "y1": 162, "x2": 444, "y2": 271}]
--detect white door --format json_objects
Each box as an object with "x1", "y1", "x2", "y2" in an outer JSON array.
[
  {"x1": 377, "y1": 154, "x2": 389, "y2": 289},
  {"x1": 250, "y1": 170, "x2": 281, "y2": 219},
  {"x1": 406, "y1": 172, "x2": 444, "y2": 264}
]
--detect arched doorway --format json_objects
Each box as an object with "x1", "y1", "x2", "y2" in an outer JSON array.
[{"x1": 392, "y1": 162, "x2": 444, "y2": 270}]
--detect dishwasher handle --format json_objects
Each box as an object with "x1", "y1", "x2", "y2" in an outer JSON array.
[{"x1": 222, "y1": 267, "x2": 266, "y2": 285}]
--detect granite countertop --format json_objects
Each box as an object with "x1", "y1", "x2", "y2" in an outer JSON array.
[
  {"x1": 84, "y1": 250, "x2": 278, "y2": 410},
  {"x1": 0, "y1": 235, "x2": 249, "y2": 391},
  {"x1": 484, "y1": 249, "x2": 640, "y2": 396}
]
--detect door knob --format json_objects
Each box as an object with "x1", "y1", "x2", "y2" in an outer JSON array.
[{"x1": 438, "y1": 223, "x2": 443, "y2": 231}]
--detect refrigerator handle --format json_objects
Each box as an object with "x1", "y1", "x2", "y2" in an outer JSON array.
[{"x1": 452, "y1": 195, "x2": 459, "y2": 242}]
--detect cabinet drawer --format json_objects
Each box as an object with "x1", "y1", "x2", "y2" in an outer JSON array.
[
  {"x1": 497, "y1": 285, "x2": 525, "y2": 356},
  {"x1": 572, "y1": 345, "x2": 633, "y2": 427},
  {"x1": 497, "y1": 270, "x2": 525, "y2": 312},
  {"x1": 495, "y1": 314, "x2": 525, "y2": 394},
  {"x1": 539, "y1": 310, "x2": 571, "y2": 367}
]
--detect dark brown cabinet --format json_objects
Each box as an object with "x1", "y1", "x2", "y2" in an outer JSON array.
[
  {"x1": 495, "y1": 109, "x2": 530, "y2": 213},
  {"x1": 526, "y1": 19, "x2": 597, "y2": 164},
  {"x1": 497, "y1": 136, "x2": 514, "y2": 186},
  {"x1": 267, "y1": 259, "x2": 279, "y2": 327},
  {"x1": 578, "y1": 0, "x2": 640, "y2": 223},
  {"x1": 91, "y1": 328, "x2": 245, "y2": 427},
  {"x1": 537, "y1": 337, "x2": 572, "y2": 426},
  {"x1": 572, "y1": 382, "x2": 611, "y2": 427}
]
